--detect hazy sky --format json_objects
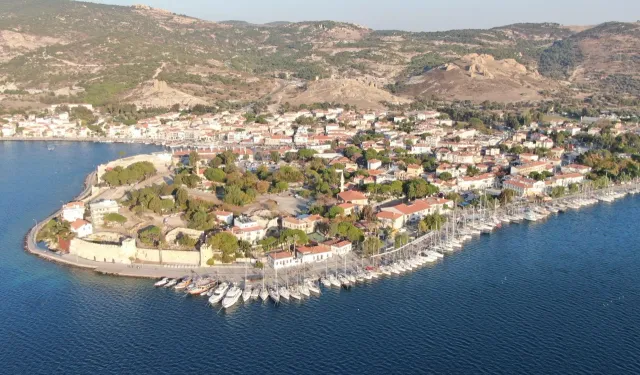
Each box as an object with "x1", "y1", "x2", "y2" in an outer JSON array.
[{"x1": 91, "y1": 0, "x2": 639, "y2": 31}]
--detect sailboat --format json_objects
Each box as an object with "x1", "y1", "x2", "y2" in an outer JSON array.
[{"x1": 242, "y1": 263, "x2": 252, "y2": 303}]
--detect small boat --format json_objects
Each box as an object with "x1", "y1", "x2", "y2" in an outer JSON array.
[
  {"x1": 338, "y1": 274, "x2": 350, "y2": 288},
  {"x1": 174, "y1": 278, "x2": 192, "y2": 290},
  {"x1": 164, "y1": 278, "x2": 177, "y2": 288},
  {"x1": 154, "y1": 277, "x2": 169, "y2": 287},
  {"x1": 221, "y1": 285, "x2": 242, "y2": 309},
  {"x1": 242, "y1": 286, "x2": 253, "y2": 303},
  {"x1": 47, "y1": 145, "x2": 55, "y2": 151},
  {"x1": 347, "y1": 273, "x2": 356, "y2": 284}
]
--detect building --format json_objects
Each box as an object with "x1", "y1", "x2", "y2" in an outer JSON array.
[
  {"x1": 510, "y1": 161, "x2": 553, "y2": 176},
  {"x1": 381, "y1": 199, "x2": 432, "y2": 225},
  {"x1": 503, "y1": 177, "x2": 545, "y2": 197},
  {"x1": 214, "y1": 211, "x2": 234, "y2": 226},
  {"x1": 89, "y1": 200, "x2": 119, "y2": 226},
  {"x1": 337, "y1": 190, "x2": 369, "y2": 206},
  {"x1": 62, "y1": 201, "x2": 85, "y2": 222},
  {"x1": 367, "y1": 159, "x2": 382, "y2": 170},
  {"x1": 457, "y1": 173, "x2": 496, "y2": 191},
  {"x1": 376, "y1": 211, "x2": 404, "y2": 230},
  {"x1": 268, "y1": 251, "x2": 300, "y2": 269},
  {"x1": 231, "y1": 216, "x2": 265, "y2": 244},
  {"x1": 561, "y1": 164, "x2": 592, "y2": 175},
  {"x1": 323, "y1": 239, "x2": 353, "y2": 256},
  {"x1": 282, "y1": 214, "x2": 322, "y2": 234},
  {"x1": 296, "y1": 245, "x2": 333, "y2": 264},
  {"x1": 70, "y1": 219, "x2": 93, "y2": 238}
]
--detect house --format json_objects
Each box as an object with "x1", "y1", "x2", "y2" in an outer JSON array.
[
  {"x1": 337, "y1": 203, "x2": 355, "y2": 216},
  {"x1": 296, "y1": 244, "x2": 333, "y2": 264},
  {"x1": 89, "y1": 200, "x2": 119, "y2": 226},
  {"x1": 214, "y1": 211, "x2": 234, "y2": 226},
  {"x1": 510, "y1": 161, "x2": 553, "y2": 176},
  {"x1": 422, "y1": 197, "x2": 454, "y2": 212},
  {"x1": 70, "y1": 219, "x2": 93, "y2": 238},
  {"x1": 406, "y1": 164, "x2": 423, "y2": 179},
  {"x1": 457, "y1": 173, "x2": 496, "y2": 191},
  {"x1": 268, "y1": 251, "x2": 300, "y2": 269},
  {"x1": 503, "y1": 177, "x2": 545, "y2": 197},
  {"x1": 282, "y1": 214, "x2": 322, "y2": 234},
  {"x1": 561, "y1": 164, "x2": 592, "y2": 175},
  {"x1": 546, "y1": 173, "x2": 584, "y2": 188},
  {"x1": 367, "y1": 159, "x2": 382, "y2": 170},
  {"x1": 381, "y1": 199, "x2": 432, "y2": 225},
  {"x1": 337, "y1": 190, "x2": 368, "y2": 206},
  {"x1": 62, "y1": 201, "x2": 85, "y2": 222},
  {"x1": 376, "y1": 211, "x2": 404, "y2": 230},
  {"x1": 323, "y1": 239, "x2": 353, "y2": 256},
  {"x1": 231, "y1": 216, "x2": 265, "y2": 244}
]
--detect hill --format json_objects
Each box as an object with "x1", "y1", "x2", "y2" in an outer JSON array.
[{"x1": 0, "y1": 1, "x2": 637, "y2": 110}]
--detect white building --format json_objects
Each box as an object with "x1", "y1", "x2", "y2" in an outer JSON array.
[
  {"x1": 62, "y1": 201, "x2": 85, "y2": 222},
  {"x1": 70, "y1": 219, "x2": 93, "y2": 238},
  {"x1": 268, "y1": 251, "x2": 301, "y2": 269},
  {"x1": 89, "y1": 200, "x2": 119, "y2": 226}
]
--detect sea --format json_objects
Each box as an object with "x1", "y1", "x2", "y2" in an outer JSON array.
[{"x1": 1, "y1": 141, "x2": 640, "y2": 375}]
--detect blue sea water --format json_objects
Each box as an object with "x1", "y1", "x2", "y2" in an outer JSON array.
[{"x1": 2, "y1": 141, "x2": 640, "y2": 375}]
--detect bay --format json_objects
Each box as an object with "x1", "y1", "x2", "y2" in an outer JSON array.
[{"x1": 1, "y1": 141, "x2": 640, "y2": 375}]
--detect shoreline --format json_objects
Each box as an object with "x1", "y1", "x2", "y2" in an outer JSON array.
[{"x1": 22, "y1": 163, "x2": 638, "y2": 281}]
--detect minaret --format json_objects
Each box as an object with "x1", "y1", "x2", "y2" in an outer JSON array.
[{"x1": 338, "y1": 170, "x2": 345, "y2": 193}]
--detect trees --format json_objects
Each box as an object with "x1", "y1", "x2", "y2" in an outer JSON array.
[
  {"x1": 204, "y1": 168, "x2": 225, "y2": 182},
  {"x1": 279, "y1": 229, "x2": 309, "y2": 246},
  {"x1": 188, "y1": 151, "x2": 200, "y2": 167},
  {"x1": 104, "y1": 213, "x2": 127, "y2": 225},
  {"x1": 327, "y1": 206, "x2": 344, "y2": 218},
  {"x1": 362, "y1": 237, "x2": 382, "y2": 257},
  {"x1": 360, "y1": 205, "x2": 376, "y2": 221},
  {"x1": 207, "y1": 232, "x2": 239, "y2": 262},
  {"x1": 298, "y1": 148, "x2": 317, "y2": 161},
  {"x1": 138, "y1": 226, "x2": 164, "y2": 247},
  {"x1": 498, "y1": 189, "x2": 516, "y2": 205},
  {"x1": 550, "y1": 186, "x2": 566, "y2": 198},
  {"x1": 466, "y1": 165, "x2": 480, "y2": 177},
  {"x1": 175, "y1": 187, "x2": 188, "y2": 208},
  {"x1": 420, "y1": 213, "x2": 446, "y2": 231},
  {"x1": 102, "y1": 161, "x2": 156, "y2": 186},
  {"x1": 394, "y1": 233, "x2": 410, "y2": 249},
  {"x1": 439, "y1": 172, "x2": 453, "y2": 181},
  {"x1": 270, "y1": 151, "x2": 280, "y2": 163},
  {"x1": 403, "y1": 179, "x2": 438, "y2": 200}
]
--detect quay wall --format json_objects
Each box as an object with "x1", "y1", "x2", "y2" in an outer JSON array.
[
  {"x1": 70, "y1": 238, "x2": 201, "y2": 266},
  {"x1": 69, "y1": 238, "x2": 137, "y2": 265},
  {"x1": 136, "y1": 247, "x2": 201, "y2": 266}
]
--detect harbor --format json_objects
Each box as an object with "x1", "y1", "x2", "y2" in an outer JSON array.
[{"x1": 149, "y1": 183, "x2": 640, "y2": 311}]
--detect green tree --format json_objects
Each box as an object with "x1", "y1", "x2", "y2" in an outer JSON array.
[
  {"x1": 394, "y1": 233, "x2": 410, "y2": 249},
  {"x1": 204, "y1": 168, "x2": 226, "y2": 182},
  {"x1": 188, "y1": 151, "x2": 200, "y2": 167},
  {"x1": 439, "y1": 172, "x2": 453, "y2": 181},
  {"x1": 327, "y1": 206, "x2": 344, "y2": 218},
  {"x1": 138, "y1": 226, "x2": 163, "y2": 247},
  {"x1": 363, "y1": 237, "x2": 382, "y2": 257}
]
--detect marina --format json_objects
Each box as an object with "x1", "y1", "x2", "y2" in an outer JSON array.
[{"x1": 151, "y1": 183, "x2": 640, "y2": 310}]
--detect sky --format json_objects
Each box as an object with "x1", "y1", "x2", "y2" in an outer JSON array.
[{"x1": 91, "y1": 0, "x2": 640, "y2": 31}]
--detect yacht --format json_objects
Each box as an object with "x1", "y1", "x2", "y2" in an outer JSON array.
[
  {"x1": 356, "y1": 271, "x2": 366, "y2": 282},
  {"x1": 290, "y1": 286, "x2": 302, "y2": 301},
  {"x1": 164, "y1": 278, "x2": 178, "y2": 288},
  {"x1": 338, "y1": 274, "x2": 350, "y2": 287},
  {"x1": 329, "y1": 274, "x2": 341, "y2": 287},
  {"x1": 268, "y1": 287, "x2": 280, "y2": 303},
  {"x1": 379, "y1": 265, "x2": 392, "y2": 276},
  {"x1": 242, "y1": 286, "x2": 253, "y2": 303},
  {"x1": 279, "y1": 286, "x2": 290, "y2": 301},
  {"x1": 321, "y1": 277, "x2": 332, "y2": 288},
  {"x1": 259, "y1": 288, "x2": 269, "y2": 302},
  {"x1": 299, "y1": 283, "x2": 311, "y2": 297},
  {"x1": 221, "y1": 285, "x2": 242, "y2": 309},
  {"x1": 208, "y1": 282, "x2": 229, "y2": 305},
  {"x1": 524, "y1": 209, "x2": 539, "y2": 222},
  {"x1": 307, "y1": 280, "x2": 321, "y2": 295},
  {"x1": 251, "y1": 288, "x2": 260, "y2": 300},
  {"x1": 154, "y1": 277, "x2": 169, "y2": 287}
]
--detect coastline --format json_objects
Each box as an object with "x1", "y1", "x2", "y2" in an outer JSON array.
[{"x1": 23, "y1": 165, "x2": 637, "y2": 281}]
